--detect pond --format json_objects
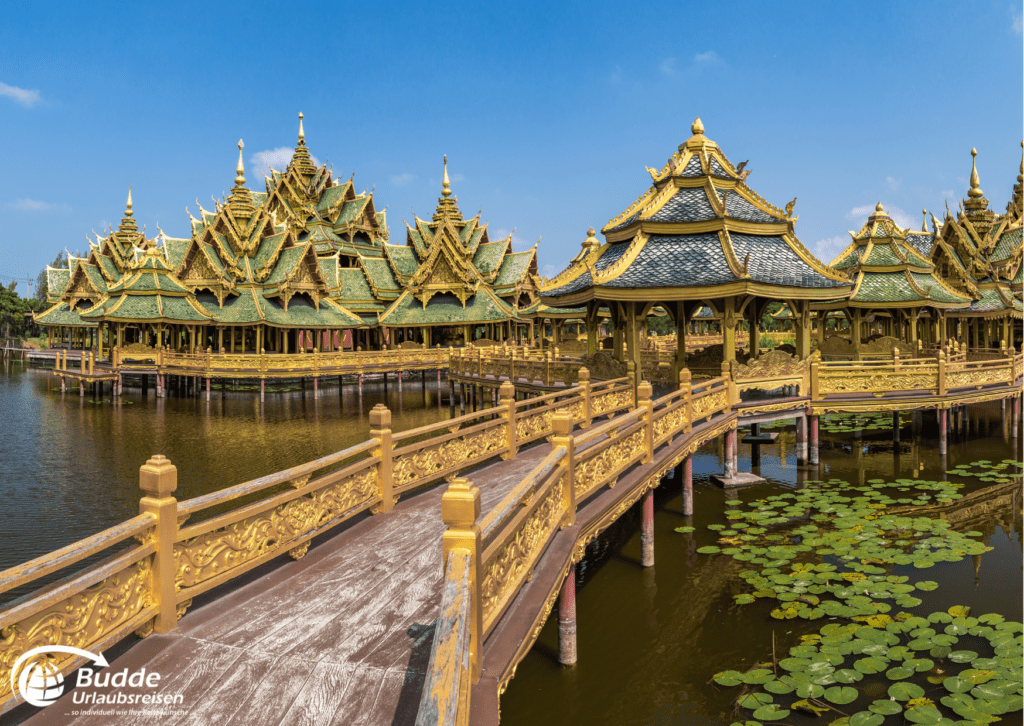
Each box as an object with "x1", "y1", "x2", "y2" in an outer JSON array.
[
  {"x1": 0, "y1": 361, "x2": 453, "y2": 574},
  {"x1": 500, "y1": 401, "x2": 1022, "y2": 725}
]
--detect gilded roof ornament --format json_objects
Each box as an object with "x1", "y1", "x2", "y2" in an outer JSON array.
[
  {"x1": 691, "y1": 117, "x2": 704, "y2": 136},
  {"x1": 235, "y1": 139, "x2": 246, "y2": 186},
  {"x1": 298, "y1": 112, "x2": 305, "y2": 143},
  {"x1": 922, "y1": 209, "x2": 928, "y2": 232},
  {"x1": 968, "y1": 148, "x2": 983, "y2": 199}
]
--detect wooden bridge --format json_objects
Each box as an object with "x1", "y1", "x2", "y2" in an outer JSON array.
[{"x1": 1, "y1": 349, "x2": 1021, "y2": 725}]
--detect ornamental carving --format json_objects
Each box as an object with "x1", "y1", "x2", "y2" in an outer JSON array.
[
  {"x1": 591, "y1": 389, "x2": 632, "y2": 416},
  {"x1": 734, "y1": 349, "x2": 806, "y2": 381},
  {"x1": 653, "y1": 406, "x2": 687, "y2": 443},
  {"x1": 182, "y1": 250, "x2": 220, "y2": 283},
  {"x1": 861, "y1": 336, "x2": 901, "y2": 355},
  {"x1": 392, "y1": 425, "x2": 506, "y2": 491},
  {"x1": 0, "y1": 558, "x2": 153, "y2": 704},
  {"x1": 174, "y1": 469, "x2": 377, "y2": 591},
  {"x1": 691, "y1": 389, "x2": 727, "y2": 419},
  {"x1": 946, "y1": 369, "x2": 1001, "y2": 389},
  {"x1": 818, "y1": 372, "x2": 935, "y2": 395},
  {"x1": 480, "y1": 475, "x2": 564, "y2": 628},
  {"x1": 574, "y1": 429, "x2": 645, "y2": 498},
  {"x1": 818, "y1": 335, "x2": 855, "y2": 357},
  {"x1": 516, "y1": 401, "x2": 584, "y2": 443}
]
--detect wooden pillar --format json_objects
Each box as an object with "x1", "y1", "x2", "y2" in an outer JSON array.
[
  {"x1": 723, "y1": 297, "x2": 737, "y2": 363},
  {"x1": 748, "y1": 301, "x2": 759, "y2": 358},
  {"x1": 674, "y1": 301, "x2": 687, "y2": 389},
  {"x1": 558, "y1": 566, "x2": 577, "y2": 666},
  {"x1": 641, "y1": 490, "x2": 654, "y2": 567},
  {"x1": 809, "y1": 415, "x2": 819, "y2": 465},
  {"x1": 938, "y1": 408, "x2": 948, "y2": 455},
  {"x1": 724, "y1": 428, "x2": 737, "y2": 479},
  {"x1": 680, "y1": 455, "x2": 693, "y2": 515},
  {"x1": 587, "y1": 301, "x2": 598, "y2": 356},
  {"x1": 796, "y1": 414, "x2": 808, "y2": 464},
  {"x1": 626, "y1": 302, "x2": 642, "y2": 391}
]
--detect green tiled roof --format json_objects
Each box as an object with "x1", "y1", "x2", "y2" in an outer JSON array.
[
  {"x1": 86, "y1": 293, "x2": 214, "y2": 322},
  {"x1": 861, "y1": 242, "x2": 904, "y2": 266},
  {"x1": 163, "y1": 238, "x2": 191, "y2": 269},
  {"x1": 853, "y1": 272, "x2": 926, "y2": 303},
  {"x1": 968, "y1": 286, "x2": 1012, "y2": 313},
  {"x1": 361, "y1": 257, "x2": 401, "y2": 293},
  {"x1": 384, "y1": 245, "x2": 419, "y2": 277},
  {"x1": 494, "y1": 250, "x2": 534, "y2": 287},
  {"x1": 831, "y1": 246, "x2": 862, "y2": 270},
  {"x1": 991, "y1": 227, "x2": 1021, "y2": 263},
  {"x1": 46, "y1": 268, "x2": 70, "y2": 300},
  {"x1": 908, "y1": 273, "x2": 968, "y2": 304},
  {"x1": 408, "y1": 228, "x2": 428, "y2": 259},
  {"x1": 318, "y1": 257, "x2": 340, "y2": 289},
  {"x1": 35, "y1": 301, "x2": 97, "y2": 327},
  {"x1": 316, "y1": 184, "x2": 349, "y2": 213},
  {"x1": 336, "y1": 196, "x2": 370, "y2": 225},
  {"x1": 93, "y1": 253, "x2": 120, "y2": 282},
  {"x1": 262, "y1": 294, "x2": 363, "y2": 327},
  {"x1": 338, "y1": 268, "x2": 375, "y2": 301},
  {"x1": 471, "y1": 239, "x2": 508, "y2": 276},
  {"x1": 265, "y1": 247, "x2": 306, "y2": 284},
  {"x1": 303, "y1": 224, "x2": 344, "y2": 246},
  {"x1": 379, "y1": 288, "x2": 516, "y2": 326}
]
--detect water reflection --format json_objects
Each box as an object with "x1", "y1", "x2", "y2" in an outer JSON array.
[{"x1": 0, "y1": 365, "x2": 453, "y2": 571}]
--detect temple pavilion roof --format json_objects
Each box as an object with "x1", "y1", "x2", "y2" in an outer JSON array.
[
  {"x1": 541, "y1": 119, "x2": 850, "y2": 305},
  {"x1": 825, "y1": 203, "x2": 971, "y2": 310}
]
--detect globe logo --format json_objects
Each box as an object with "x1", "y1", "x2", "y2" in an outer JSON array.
[{"x1": 19, "y1": 658, "x2": 64, "y2": 707}]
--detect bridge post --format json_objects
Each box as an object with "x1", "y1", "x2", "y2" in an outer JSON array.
[
  {"x1": 138, "y1": 455, "x2": 179, "y2": 634},
  {"x1": 441, "y1": 479, "x2": 482, "y2": 682},
  {"x1": 680, "y1": 369, "x2": 693, "y2": 432},
  {"x1": 558, "y1": 566, "x2": 577, "y2": 665},
  {"x1": 724, "y1": 427, "x2": 737, "y2": 479},
  {"x1": 552, "y1": 411, "x2": 576, "y2": 526},
  {"x1": 260, "y1": 378, "x2": 265, "y2": 402},
  {"x1": 500, "y1": 382, "x2": 517, "y2": 459},
  {"x1": 808, "y1": 414, "x2": 819, "y2": 465},
  {"x1": 795, "y1": 414, "x2": 807, "y2": 464},
  {"x1": 371, "y1": 404, "x2": 395, "y2": 514},
  {"x1": 578, "y1": 367, "x2": 592, "y2": 429},
  {"x1": 641, "y1": 489, "x2": 655, "y2": 567},
  {"x1": 639, "y1": 382, "x2": 653, "y2": 464},
  {"x1": 938, "y1": 408, "x2": 948, "y2": 455},
  {"x1": 937, "y1": 349, "x2": 947, "y2": 396},
  {"x1": 1012, "y1": 396, "x2": 1019, "y2": 439},
  {"x1": 680, "y1": 455, "x2": 693, "y2": 515},
  {"x1": 892, "y1": 411, "x2": 900, "y2": 444}
]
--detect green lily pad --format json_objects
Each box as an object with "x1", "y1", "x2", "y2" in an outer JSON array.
[
  {"x1": 833, "y1": 668, "x2": 863, "y2": 683},
  {"x1": 854, "y1": 656, "x2": 887, "y2": 674},
  {"x1": 824, "y1": 685, "x2": 858, "y2": 704},
  {"x1": 713, "y1": 670, "x2": 744, "y2": 686},
  {"x1": 949, "y1": 650, "x2": 979, "y2": 663},
  {"x1": 673, "y1": 526, "x2": 695, "y2": 533},
  {"x1": 886, "y1": 666, "x2": 913, "y2": 680},
  {"x1": 868, "y1": 698, "x2": 903, "y2": 715},
  {"x1": 889, "y1": 681, "x2": 925, "y2": 700},
  {"x1": 751, "y1": 704, "x2": 789, "y2": 721},
  {"x1": 849, "y1": 712, "x2": 884, "y2": 726},
  {"x1": 740, "y1": 669, "x2": 775, "y2": 685},
  {"x1": 738, "y1": 692, "x2": 773, "y2": 710}
]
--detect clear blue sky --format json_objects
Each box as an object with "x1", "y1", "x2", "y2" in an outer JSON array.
[{"x1": 1, "y1": 0, "x2": 1021, "y2": 296}]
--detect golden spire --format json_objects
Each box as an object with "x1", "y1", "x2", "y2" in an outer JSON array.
[
  {"x1": 691, "y1": 117, "x2": 704, "y2": 135},
  {"x1": 298, "y1": 112, "x2": 305, "y2": 144},
  {"x1": 442, "y1": 154, "x2": 451, "y2": 197},
  {"x1": 235, "y1": 139, "x2": 246, "y2": 186},
  {"x1": 289, "y1": 112, "x2": 317, "y2": 177},
  {"x1": 968, "y1": 148, "x2": 983, "y2": 199},
  {"x1": 922, "y1": 209, "x2": 928, "y2": 232},
  {"x1": 431, "y1": 155, "x2": 462, "y2": 224},
  {"x1": 126, "y1": 186, "x2": 134, "y2": 217}
]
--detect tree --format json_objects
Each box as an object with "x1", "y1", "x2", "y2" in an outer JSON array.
[{"x1": 35, "y1": 250, "x2": 67, "y2": 302}]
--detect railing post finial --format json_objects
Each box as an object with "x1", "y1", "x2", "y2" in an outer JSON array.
[
  {"x1": 139, "y1": 455, "x2": 179, "y2": 635},
  {"x1": 638, "y1": 381, "x2": 654, "y2": 463},
  {"x1": 578, "y1": 367, "x2": 592, "y2": 428},
  {"x1": 370, "y1": 404, "x2": 395, "y2": 514},
  {"x1": 552, "y1": 411, "x2": 576, "y2": 526},
  {"x1": 441, "y1": 478, "x2": 482, "y2": 682},
  {"x1": 500, "y1": 381, "x2": 517, "y2": 459}
]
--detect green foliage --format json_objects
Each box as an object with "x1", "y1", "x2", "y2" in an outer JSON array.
[
  {"x1": 646, "y1": 314, "x2": 674, "y2": 336},
  {"x1": 0, "y1": 286, "x2": 43, "y2": 339}
]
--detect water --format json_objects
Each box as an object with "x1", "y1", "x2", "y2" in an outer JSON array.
[
  {"x1": 0, "y1": 362, "x2": 454, "y2": 574},
  {"x1": 501, "y1": 402, "x2": 1022, "y2": 725}
]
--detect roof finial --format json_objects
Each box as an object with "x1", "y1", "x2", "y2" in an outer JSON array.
[
  {"x1": 126, "y1": 186, "x2": 133, "y2": 217},
  {"x1": 968, "y1": 148, "x2": 983, "y2": 198},
  {"x1": 875, "y1": 201, "x2": 884, "y2": 213},
  {"x1": 442, "y1": 154, "x2": 451, "y2": 197},
  {"x1": 235, "y1": 139, "x2": 246, "y2": 186},
  {"x1": 298, "y1": 112, "x2": 305, "y2": 143},
  {"x1": 691, "y1": 117, "x2": 704, "y2": 136},
  {"x1": 921, "y1": 209, "x2": 928, "y2": 232}
]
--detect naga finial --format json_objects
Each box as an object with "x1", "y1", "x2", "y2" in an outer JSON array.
[{"x1": 786, "y1": 198, "x2": 797, "y2": 217}]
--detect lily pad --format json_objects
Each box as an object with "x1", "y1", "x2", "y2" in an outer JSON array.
[
  {"x1": 868, "y1": 699, "x2": 902, "y2": 715},
  {"x1": 889, "y1": 681, "x2": 925, "y2": 700},
  {"x1": 824, "y1": 685, "x2": 858, "y2": 704},
  {"x1": 751, "y1": 704, "x2": 789, "y2": 721},
  {"x1": 738, "y1": 692, "x2": 773, "y2": 710}
]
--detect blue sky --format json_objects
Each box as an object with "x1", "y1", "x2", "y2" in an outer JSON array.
[{"x1": 1, "y1": 0, "x2": 1021, "y2": 296}]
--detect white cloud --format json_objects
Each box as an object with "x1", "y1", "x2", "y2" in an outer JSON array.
[
  {"x1": 660, "y1": 57, "x2": 677, "y2": 76},
  {"x1": 248, "y1": 147, "x2": 321, "y2": 180},
  {"x1": 391, "y1": 173, "x2": 415, "y2": 186},
  {"x1": 847, "y1": 204, "x2": 876, "y2": 220},
  {"x1": 1014, "y1": 10, "x2": 1022, "y2": 35},
  {"x1": 492, "y1": 228, "x2": 534, "y2": 251},
  {"x1": 812, "y1": 236, "x2": 850, "y2": 265},
  {"x1": 0, "y1": 82, "x2": 41, "y2": 107},
  {"x1": 693, "y1": 51, "x2": 719, "y2": 65},
  {"x1": 9, "y1": 198, "x2": 64, "y2": 212},
  {"x1": 885, "y1": 175, "x2": 901, "y2": 190},
  {"x1": 541, "y1": 264, "x2": 558, "y2": 278}
]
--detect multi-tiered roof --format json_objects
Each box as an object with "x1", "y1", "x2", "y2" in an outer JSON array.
[
  {"x1": 825, "y1": 203, "x2": 971, "y2": 311},
  {"x1": 541, "y1": 118, "x2": 851, "y2": 304}
]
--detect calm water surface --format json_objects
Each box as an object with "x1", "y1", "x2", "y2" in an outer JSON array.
[
  {"x1": 0, "y1": 362, "x2": 455, "y2": 573},
  {"x1": 501, "y1": 402, "x2": 1022, "y2": 726}
]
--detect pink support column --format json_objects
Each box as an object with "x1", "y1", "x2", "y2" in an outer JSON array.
[
  {"x1": 1012, "y1": 397, "x2": 1019, "y2": 438},
  {"x1": 260, "y1": 379, "x2": 265, "y2": 402},
  {"x1": 939, "y1": 409, "x2": 948, "y2": 455},
  {"x1": 796, "y1": 414, "x2": 808, "y2": 464},
  {"x1": 641, "y1": 489, "x2": 655, "y2": 567},
  {"x1": 809, "y1": 415, "x2": 819, "y2": 465},
  {"x1": 724, "y1": 429, "x2": 737, "y2": 479},
  {"x1": 681, "y1": 455, "x2": 693, "y2": 516},
  {"x1": 205, "y1": 377, "x2": 210, "y2": 401},
  {"x1": 558, "y1": 565, "x2": 577, "y2": 665},
  {"x1": 313, "y1": 377, "x2": 319, "y2": 398}
]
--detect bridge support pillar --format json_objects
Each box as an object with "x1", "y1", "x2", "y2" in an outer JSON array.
[
  {"x1": 314, "y1": 377, "x2": 319, "y2": 399},
  {"x1": 749, "y1": 424, "x2": 761, "y2": 468},
  {"x1": 892, "y1": 411, "x2": 900, "y2": 444},
  {"x1": 680, "y1": 455, "x2": 693, "y2": 516},
  {"x1": 558, "y1": 566, "x2": 577, "y2": 666},
  {"x1": 724, "y1": 428, "x2": 737, "y2": 479},
  {"x1": 1012, "y1": 396, "x2": 1019, "y2": 439},
  {"x1": 808, "y1": 415, "x2": 819, "y2": 465},
  {"x1": 260, "y1": 379, "x2": 265, "y2": 402},
  {"x1": 60, "y1": 374, "x2": 66, "y2": 393},
  {"x1": 795, "y1": 415, "x2": 808, "y2": 464},
  {"x1": 641, "y1": 489, "x2": 655, "y2": 567},
  {"x1": 938, "y1": 409, "x2": 948, "y2": 455},
  {"x1": 80, "y1": 379, "x2": 85, "y2": 397},
  {"x1": 205, "y1": 377, "x2": 210, "y2": 401}
]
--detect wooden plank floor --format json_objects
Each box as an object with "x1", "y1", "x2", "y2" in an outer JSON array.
[{"x1": 27, "y1": 446, "x2": 549, "y2": 726}]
